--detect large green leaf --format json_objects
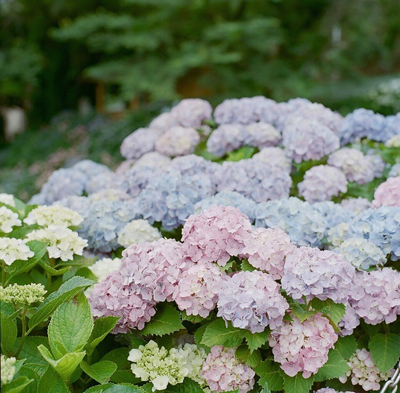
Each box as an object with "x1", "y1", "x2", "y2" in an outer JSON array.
[
  {"x1": 314, "y1": 350, "x2": 350, "y2": 382},
  {"x1": 1, "y1": 376, "x2": 34, "y2": 393},
  {"x1": 283, "y1": 374, "x2": 314, "y2": 393},
  {"x1": 310, "y1": 299, "x2": 346, "y2": 325},
  {"x1": 235, "y1": 345, "x2": 262, "y2": 368},
  {"x1": 28, "y1": 276, "x2": 93, "y2": 331},
  {"x1": 141, "y1": 304, "x2": 184, "y2": 336},
  {"x1": 86, "y1": 316, "x2": 120, "y2": 356},
  {"x1": 81, "y1": 360, "x2": 117, "y2": 384},
  {"x1": 255, "y1": 360, "x2": 284, "y2": 391},
  {"x1": 334, "y1": 335, "x2": 357, "y2": 360},
  {"x1": 37, "y1": 366, "x2": 70, "y2": 393},
  {"x1": 201, "y1": 319, "x2": 246, "y2": 348},
  {"x1": 17, "y1": 365, "x2": 40, "y2": 393},
  {"x1": 369, "y1": 333, "x2": 400, "y2": 373},
  {"x1": 288, "y1": 299, "x2": 317, "y2": 323},
  {"x1": 48, "y1": 293, "x2": 93, "y2": 358},
  {"x1": 164, "y1": 378, "x2": 203, "y2": 392},
  {"x1": 38, "y1": 344, "x2": 85, "y2": 383},
  {"x1": 101, "y1": 348, "x2": 141, "y2": 384},
  {"x1": 1, "y1": 311, "x2": 17, "y2": 353},
  {"x1": 245, "y1": 329, "x2": 270, "y2": 352}
]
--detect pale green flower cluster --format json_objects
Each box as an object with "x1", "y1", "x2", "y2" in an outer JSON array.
[
  {"x1": 0, "y1": 238, "x2": 34, "y2": 266},
  {"x1": 89, "y1": 258, "x2": 121, "y2": 282},
  {"x1": 117, "y1": 219, "x2": 162, "y2": 248},
  {"x1": 128, "y1": 340, "x2": 206, "y2": 391},
  {"x1": 0, "y1": 206, "x2": 21, "y2": 233},
  {"x1": 327, "y1": 223, "x2": 349, "y2": 248},
  {"x1": 1, "y1": 355, "x2": 16, "y2": 385},
  {"x1": 0, "y1": 283, "x2": 46, "y2": 305},
  {"x1": 24, "y1": 205, "x2": 83, "y2": 227},
  {"x1": 26, "y1": 225, "x2": 87, "y2": 261},
  {"x1": 386, "y1": 134, "x2": 400, "y2": 148},
  {"x1": 0, "y1": 193, "x2": 15, "y2": 207}
]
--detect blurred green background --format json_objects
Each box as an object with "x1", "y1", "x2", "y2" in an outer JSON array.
[{"x1": 1, "y1": 0, "x2": 400, "y2": 200}]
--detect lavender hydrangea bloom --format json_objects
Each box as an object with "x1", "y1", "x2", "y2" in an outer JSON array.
[
  {"x1": 86, "y1": 172, "x2": 129, "y2": 195},
  {"x1": 345, "y1": 207, "x2": 400, "y2": 260},
  {"x1": 54, "y1": 196, "x2": 91, "y2": 218},
  {"x1": 269, "y1": 314, "x2": 338, "y2": 378},
  {"x1": 372, "y1": 176, "x2": 400, "y2": 207},
  {"x1": 282, "y1": 117, "x2": 340, "y2": 163},
  {"x1": 340, "y1": 197, "x2": 372, "y2": 215},
  {"x1": 182, "y1": 205, "x2": 252, "y2": 266},
  {"x1": 252, "y1": 147, "x2": 292, "y2": 172},
  {"x1": 384, "y1": 113, "x2": 400, "y2": 140},
  {"x1": 216, "y1": 159, "x2": 292, "y2": 203},
  {"x1": 120, "y1": 127, "x2": 164, "y2": 160},
  {"x1": 255, "y1": 197, "x2": 327, "y2": 247},
  {"x1": 168, "y1": 155, "x2": 219, "y2": 179},
  {"x1": 88, "y1": 189, "x2": 132, "y2": 202},
  {"x1": 298, "y1": 165, "x2": 348, "y2": 203},
  {"x1": 155, "y1": 126, "x2": 200, "y2": 157},
  {"x1": 89, "y1": 269, "x2": 156, "y2": 333},
  {"x1": 136, "y1": 171, "x2": 214, "y2": 230},
  {"x1": 121, "y1": 239, "x2": 192, "y2": 302},
  {"x1": 275, "y1": 98, "x2": 311, "y2": 130},
  {"x1": 351, "y1": 268, "x2": 400, "y2": 324},
  {"x1": 282, "y1": 246, "x2": 356, "y2": 304},
  {"x1": 366, "y1": 151, "x2": 386, "y2": 179},
  {"x1": 243, "y1": 123, "x2": 281, "y2": 148},
  {"x1": 125, "y1": 165, "x2": 164, "y2": 197},
  {"x1": 389, "y1": 163, "x2": 400, "y2": 178},
  {"x1": 207, "y1": 124, "x2": 244, "y2": 157},
  {"x1": 78, "y1": 199, "x2": 140, "y2": 252},
  {"x1": 174, "y1": 263, "x2": 224, "y2": 318},
  {"x1": 149, "y1": 112, "x2": 179, "y2": 132},
  {"x1": 132, "y1": 151, "x2": 172, "y2": 169},
  {"x1": 194, "y1": 192, "x2": 258, "y2": 222},
  {"x1": 327, "y1": 148, "x2": 375, "y2": 184},
  {"x1": 312, "y1": 201, "x2": 354, "y2": 230},
  {"x1": 217, "y1": 271, "x2": 289, "y2": 333},
  {"x1": 72, "y1": 160, "x2": 111, "y2": 177},
  {"x1": 242, "y1": 227, "x2": 295, "y2": 279},
  {"x1": 334, "y1": 238, "x2": 386, "y2": 270},
  {"x1": 340, "y1": 109, "x2": 387, "y2": 144},
  {"x1": 170, "y1": 98, "x2": 212, "y2": 128},
  {"x1": 288, "y1": 102, "x2": 343, "y2": 135}
]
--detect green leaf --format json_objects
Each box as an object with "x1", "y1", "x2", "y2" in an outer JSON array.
[
  {"x1": 81, "y1": 360, "x2": 117, "y2": 384},
  {"x1": 314, "y1": 350, "x2": 350, "y2": 382},
  {"x1": 283, "y1": 373, "x2": 314, "y2": 393},
  {"x1": 334, "y1": 335, "x2": 357, "y2": 360},
  {"x1": 5, "y1": 241, "x2": 48, "y2": 284},
  {"x1": 141, "y1": 304, "x2": 184, "y2": 336},
  {"x1": 1, "y1": 376, "x2": 34, "y2": 393},
  {"x1": 38, "y1": 366, "x2": 69, "y2": 393},
  {"x1": 240, "y1": 259, "x2": 256, "y2": 272},
  {"x1": 235, "y1": 345, "x2": 262, "y2": 368},
  {"x1": 369, "y1": 333, "x2": 400, "y2": 373},
  {"x1": 289, "y1": 299, "x2": 317, "y2": 323},
  {"x1": 255, "y1": 360, "x2": 284, "y2": 391},
  {"x1": 39, "y1": 258, "x2": 71, "y2": 276},
  {"x1": 245, "y1": 329, "x2": 270, "y2": 352},
  {"x1": 164, "y1": 378, "x2": 203, "y2": 392},
  {"x1": 1, "y1": 311, "x2": 17, "y2": 353},
  {"x1": 86, "y1": 316, "x2": 120, "y2": 356},
  {"x1": 28, "y1": 276, "x2": 93, "y2": 331},
  {"x1": 194, "y1": 323, "x2": 209, "y2": 348},
  {"x1": 17, "y1": 365, "x2": 39, "y2": 393},
  {"x1": 310, "y1": 298, "x2": 346, "y2": 325},
  {"x1": 101, "y1": 348, "x2": 141, "y2": 384},
  {"x1": 38, "y1": 344, "x2": 86, "y2": 382},
  {"x1": 226, "y1": 146, "x2": 257, "y2": 162},
  {"x1": 201, "y1": 319, "x2": 246, "y2": 348},
  {"x1": 48, "y1": 293, "x2": 93, "y2": 358},
  {"x1": 181, "y1": 311, "x2": 204, "y2": 324}
]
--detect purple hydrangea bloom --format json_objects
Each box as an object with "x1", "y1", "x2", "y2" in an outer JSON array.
[
  {"x1": 149, "y1": 112, "x2": 179, "y2": 132},
  {"x1": 281, "y1": 246, "x2": 356, "y2": 304},
  {"x1": 86, "y1": 172, "x2": 129, "y2": 195},
  {"x1": 155, "y1": 126, "x2": 200, "y2": 157},
  {"x1": 120, "y1": 127, "x2": 164, "y2": 160},
  {"x1": 170, "y1": 98, "x2": 212, "y2": 128},
  {"x1": 217, "y1": 270, "x2": 289, "y2": 333},
  {"x1": 252, "y1": 147, "x2": 292, "y2": 172},
  {"x1": 182, "y1": 205, "x2": 252, "y2": 266},
  {"x1": 207, "y1": 124, "x2": 244, "y2": 157},
  {"x1": 255, "y1": 197, "x2": 327, "y2": 247},
  {"x1": 327, "y1": 148, "x2": 375, "y2": 184},
  {"x1": 298, "y1": 165, "x2": 348, "y2": 203},
  {"x1": 125, "y1": 165, "x2": 164, "y2": 198},
  {"x1": 282, "y1": 117, "x2": 340, "y2": 163},
  {"x1": 136, "y1": 170, "x2": 214, "y2": 230},
  {"x1": 243, "y1": 122, "x2": 281, "y2": 148},
  {"x1": 132, "y1": 151, "x2": 172, "y2": 169},
  {"x1": 168, "y1": 154, "x2": 219, "y2": 179},
  {"x1": 366, "y1": 150, "x2": 386, "y2": 179},
  {"x1": 216, "y1": 159, "x2": 292, "y2": 203},
  {"x1": 275, "y1": 98, "x2": 312, "y2": 130}
]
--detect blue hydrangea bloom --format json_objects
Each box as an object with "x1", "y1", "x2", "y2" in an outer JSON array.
[
  {"x1": 389, "y1": 163, "x2": 400, "y2": 178},
  {"x1": 312, "y1": 201, "x2": 354, "y2": 231}
]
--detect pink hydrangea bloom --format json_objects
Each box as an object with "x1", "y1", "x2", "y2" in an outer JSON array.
[
  {"x1": 242, "y1": 227, "x2": 295, "y2": 279},
  {"x1": 89, "y1": 271, "x2": 156, "y2": 333},
  {"x1": 201, "y1": 346, "x2": 255, "y2": 393},
  {"x1": 182, "y1": 205, "x2": 252, "y2": 266},
  {"x1": 173, "y1": 263, "x2": 224, "y2": 318},
  {"x1": 281, "y1": 247, "x2": 356, "y2": 304},
  {"x1": 217, "y1": 271, "x2": 289, "y2": 332},
  {"x1": 338, "y1": 304, "x2": 360, "y2": 336},
  {"x1": 314, "y1": 389, "x2": 352, "y2": 393},
  {"x1": 372, "y1": 176, "x2": 400, "y2": 207},
  {"x1": 121, "y1": 239, "x2": 192, "y2": 302},
  {"x1": 269, "y1": 314, "x2": 338, "y2": 378},
  {"x1": 350, "y1": 268, "x2": 400, "y2": 325}
]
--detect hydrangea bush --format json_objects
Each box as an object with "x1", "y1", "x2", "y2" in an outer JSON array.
[{"x1": 2, "y1": 96, "x2": 400, "y2": 393}]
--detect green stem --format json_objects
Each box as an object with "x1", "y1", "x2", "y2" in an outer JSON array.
[
  {"x1": 14, "y1": 311, "x2": 27, "y2": 357},
  {"x1": 2, "y1": 261, "x2": 6, "y2": 286}
]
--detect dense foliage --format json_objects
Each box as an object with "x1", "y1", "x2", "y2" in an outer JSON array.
[{"x1": 1, "y1": 97, "x2": 400, "y2": 393}]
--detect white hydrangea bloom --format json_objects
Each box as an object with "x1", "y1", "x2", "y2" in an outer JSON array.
[
  {"x1": 385, "y1": 134, "x2": 400, "y2": 147},
  {"x1": 0, "y1": 206, "x2": 21, "y2": 233},
  {"x1": 89, "y1": 258, "x2": 121, "y2": 282},
  {"x1": 117, "y1": 220, "x2": 162, "y2": 248},
  {"x1": 0, "y1": 238, "x2": 34, "y2": 265},
  {"x1": 24, "y1": 205, "x2": 83, "y2": 227},
  {"x1": 26, "y1": 225, "x2": 87, "y2": 261},
  {"x1": 174, "y1": 344, "x2": 207, "y2": 386},
  {"x1": 1, "y1": 355, "x2": 16, "y2": 385},
  {"x1": 0, "y1": 194, "x2": 15, "y2": 207},
  {"x1": 327, "y1": 223, "x2": 349, "y2": 248}
]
